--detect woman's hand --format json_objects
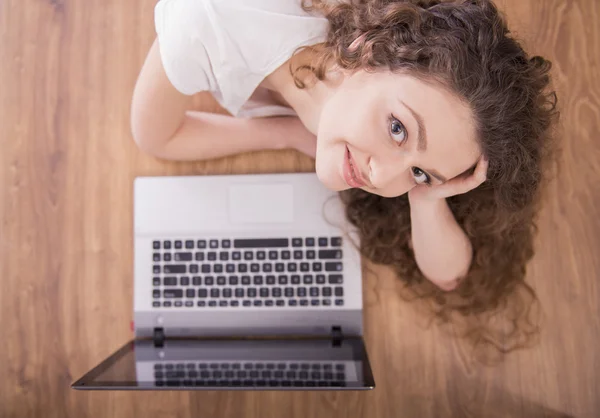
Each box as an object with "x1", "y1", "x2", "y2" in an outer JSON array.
[
  {"x1": 408, "y1": 156, "x2": 488, "y2": 203},
  {"x1": 281, "y1": 117, "x2": 317, "y2": 159}
]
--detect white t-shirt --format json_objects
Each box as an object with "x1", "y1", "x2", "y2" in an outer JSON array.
[{"x1": 154, "y1": 0, "x2": 329, "y2": 118}]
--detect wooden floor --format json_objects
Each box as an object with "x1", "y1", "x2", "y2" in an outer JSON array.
[{"x1": 1, "y1": 0, "x2": 598, "y2": 417}]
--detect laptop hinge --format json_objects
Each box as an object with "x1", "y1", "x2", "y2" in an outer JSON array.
[
  {"x1": 153, "y1": 327, "x2": 165, "y2": 348},
  {"x1": 331, "y1": 326, "x2": 343, "y2": 347}
]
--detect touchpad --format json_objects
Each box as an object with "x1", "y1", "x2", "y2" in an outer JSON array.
[{"x1": 229, "y1": 183, "x2": 294, "y2": 224}]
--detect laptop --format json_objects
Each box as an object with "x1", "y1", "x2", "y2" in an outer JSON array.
[{"x1": 72, "y1": 172, "x2": 375, "y2": 390}]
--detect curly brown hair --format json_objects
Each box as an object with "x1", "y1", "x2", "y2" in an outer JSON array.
[{"x1": 292, "y1": 0, "x2": 559, "y2": 360}]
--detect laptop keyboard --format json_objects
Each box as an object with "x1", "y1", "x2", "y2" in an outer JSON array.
[
  {"x1": 150, "y1": 237, "x2": 345, "y2": 309},
  {"x1": 152, "y1": 361, "x2": 348, "y2": 387}
]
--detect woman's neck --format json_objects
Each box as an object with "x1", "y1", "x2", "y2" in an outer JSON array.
[{"x1": 261, "y1": 49, "x2": 341, "y2": 135}]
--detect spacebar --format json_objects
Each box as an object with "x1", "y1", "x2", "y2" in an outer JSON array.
[{"x1": 234, "y1": 238, "x2": 289, "y2": 248}]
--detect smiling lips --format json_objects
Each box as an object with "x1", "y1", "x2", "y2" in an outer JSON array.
[{"x1": 343, "y1": 146, "x2": 367, "y2": 188}]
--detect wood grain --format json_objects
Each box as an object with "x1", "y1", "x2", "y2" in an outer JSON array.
[{"x1": 0, "y1": 0, "x2": 598, "y2": 417}]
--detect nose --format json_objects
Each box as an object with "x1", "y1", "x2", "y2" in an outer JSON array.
[{"x1": 369, "y1": 156, "x2": 402, "y2": 190}]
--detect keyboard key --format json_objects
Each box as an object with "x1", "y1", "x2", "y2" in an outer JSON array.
[
  {"x1": 300, "y1": 300, "x2": 309, "y2": 306},
  {"x1": 331, "y1": 237, "x2": 342, "y2": 246},
  {"x1": 323, "y1": 299, "x2": 331, "y2": 306},
  {"x1": 328, "y1": 274, "x2": 343, "y2": 284},
  {"x1": 164, "y1": 289, "x2": 183, "y2": 298},
  {"x1": 292, "y1": 238, "x2": 303, "y2": 247},
  {"x1": 219, "y1": 300, "x2": 228, "y2": 307},
  {"x1": 153, "y1": 241, "x2": 161, "y2": 250},
  {"x1": 153, "y1": 265, "x2": 161, "y2": 274},
  {"x1": 256, "y1": 251, "x2": 266, "y2": 260},
  {"x1": 319, "y1": 250, "x2": 342, "y2": 259},
  {"x1": 223, "y1": 288, "x2": 232, "y2": 298},
  {"x1": 153, "y1": 277, "x2": 161, "y2": 286},
  {"x1": 262, "y1": 263, "x2": 272, "y2": 272},
  {"x1": 214, "y1": 264, "x2": 223, "y2": 274},
  {"x1": 288, "y1": 299, "x2": 298, "y2": 306},
  {"x1": 163, "y1": 241, "x2": 172, "y2": 250},
  {"x1": 164, "y1": 277, "x2": 177, "y2": 286},
  {"x1": 310, "y1": 287, "x2": 319, "y2": 297},
  {"x1": 250, "y1": 263, "x2": 260, "y2": 273},
  {"x1": 186, "y1": 289, "x2": 195, "y2": 298},
  {"x1": 241, "y1": 276, "x2": 251, "y2": 285},
  {"x1": 180, "y1": 276, "x2": 190, "y2": 286},
  {"x1": 226, "y1": 264, "x2": 235, "y2": 273},
  {"x1": 205, "y1": 277, "x2": 214, "y2": 286},
  {"x1": 335, "y1": 287, "x2": 344, "y2": 297},
  {"x1": 234, "y1": 238, "x2": 289, "y2": 248},
  {"x1": 311, "y1": 299, "x2": 320, "y2": 306},
  {"x1": 287, "y1": 263, "x2": 297, "y2": 272},
  {"x1": 235, "y1": 288, "x2": 244, "y2": 298},
  {"x1": 195, "y1": 252, "x2": 205, "y2": 261},
  {"x1": 238, "y1": 264, "x2": 248, "y2": 273},
  {"x1": 293, "y1": 250, "x2": 303, "y2": 260},
  {"x1": 272, "y1": 288, "x2": 282, "y2": 297},
  {"x1": 278, "y1": 275, "x2": 288, "y2": 285},
  {"x1": 153, "y1": 289, "x2": 160, "y2": 299},
  {"x1": 323, "y1": 287, "x2": 332, "y2": 297},
  {"x1": 197, "y1": 300, "x2": 206, "y2": 306},
  {"x1": 232, "y1": 251, "x2": 241, "y2": 261},
  {"x1": 300, "y1": 263, "x2": 309, "y2": 272},
  {"x1": 211, "y1": 289, "x2": 220, "y2": 298},
  {"x1": 219, "y1": 252, "x2": 229, "y2": 261},
  {"x1": 325, "y1": 262, "x2": 343, "y2": 272},
  {"x1": 306, "y1": 250, "x2": 316, "y2": 260},
  {"x1": 312, "y1": 262, "x2": 322, "y2": 272},
  {"x1": 269, "y1": 251, "x2": 278, "y2": 260},
  {"x1": 291, "y1": 275, "x2": 300, "y2": 285},
  {"x1": 316, "y1": 274, "x2": 326, "y2": 284},
  {"x1": 193, "y1": 276, "x2": 202, "y2": 285},
  {"x1": 298, "y1": 287, "x2": 307, "y2": 297},
  {"x1": 208, "y1": 252, "x2": 217, "y2": 261},
  {"x1": 164, "y1": 253, "x2": 172, "y2": 262},
  {"x1": 164, "y1": 264, "x2": 186, "y2": 274},
  {"x1": 266, "y1": 275, "x2": 276, "y2": 285},
  {"x1": 276, "y1": 300, "x2": 285, "y2": 306},
  {"x1": 229, "y1": 276, "x2": 239, "y2": 285},
  {"x1": 217, "y1": 276, "x2": 226, "y2": 285},
  {"x1": 209, "y1": 240, "x2": 219, "y2": 249},
  {"x1": 230, "y1": 300, "x2": 239, "y2": 307},
  {"x1": 284, "y1": 287, "x2": 294, "y2": 297},
  {"x1": 318, "y1": 238, "x2": 328, "y2": 247},
  {"x1": 247, "y1": 288, "x2": 257, "y2": 298},
  {"x1": 243, "y1": 300, "x2": 251, "y2": 307},
  {"x1": 275, "y1": 263, "x2": 285, "y2": 272},
  {"x1": 303, "y1": 275, "x2": 313, "y2": 285},
  {"x1": 153, "y1": 253, "x2": 160, "y2": 262},
  {"x1": 253, "y1": 300, "x2": 263, "y2": 307},
  {"x1": 185, "y1": 240, "x2": 194, "y2": 249},
  {"x1": 305, "y1": 238, "x2": 315, "y2": 247},
  {"x1": 222, "y1": 239, "x2": 231, "y2": 248},
  {"x1": 197, "y1": 240, "x2": 206, "y2": 249},
  {"x1": 260, "y1": 288, "x2": 269, "y2": 298},
  {"x1": 163, "y1": 301, "x2": 172, "y2": 307},
  {"x1": 175, "y1": 240, "x2": 183, "y2": 249},
  {"x1": 281, "y1": 251, "x2": 291, "y2": 260},
  {"x1": 198, "y1": 289, "x2": 208, "y2": 298},
  {"x1": 209, "y1": 301, "x2": 217, "y2": 307},
  {"x1": 335, "y1": 299, "x2": 344, "y2": 306},
  {"x1": 265, "y1": 300, "x2": 274, "y2": 307},
  {"x1": 190, "y1": 264, "x2": 199, "y2": 274}
]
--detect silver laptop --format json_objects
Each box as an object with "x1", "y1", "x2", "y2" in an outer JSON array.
[{"x1": 72, "y1": 172, "x2": 375, "y2": 390}]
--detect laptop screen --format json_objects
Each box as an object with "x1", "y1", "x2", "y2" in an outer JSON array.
[{"x1": 72, "y1": 337, "x2": 375, "y2": 390}]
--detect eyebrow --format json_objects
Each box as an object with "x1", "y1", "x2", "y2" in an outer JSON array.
[{"x1": 399, "y1": 99, "x2": 448, "y2": 183}]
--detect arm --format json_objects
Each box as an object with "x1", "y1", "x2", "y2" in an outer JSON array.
[
  {"x1": 409, "y1": 196, "x2": 473, "y2": 290},
  {"x1": 130, "y1": 39, "x2": 316, "y2": 160}
]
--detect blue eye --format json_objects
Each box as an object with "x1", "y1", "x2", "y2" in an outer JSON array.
[{"x1": 389, "y1": 115, "x2": 407, "y2": 144}]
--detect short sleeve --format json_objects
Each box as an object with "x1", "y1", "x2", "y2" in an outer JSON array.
[{"x1": 154, "y1": 0, "x2": 215, "y2": 96}]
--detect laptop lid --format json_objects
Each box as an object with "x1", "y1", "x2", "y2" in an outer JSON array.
[{"x1": 72, "y1": 337, "x2": 375, "y2": 390}]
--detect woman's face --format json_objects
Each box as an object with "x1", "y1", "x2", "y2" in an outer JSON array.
[{"x1": 315, "y1": 71, "x2": 481, "y2": 197}]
